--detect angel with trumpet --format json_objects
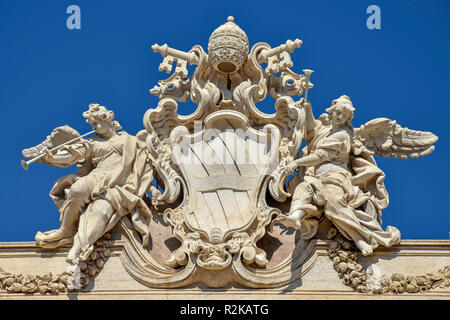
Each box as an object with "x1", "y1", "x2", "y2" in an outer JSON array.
[
  {"x1": 278, "y1": 95, "x2": 438, "y2": 255},
  {"x1": 21, "y1": 104, "x2": 159, "y2": 263}
]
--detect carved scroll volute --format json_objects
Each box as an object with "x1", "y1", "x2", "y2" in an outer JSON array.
[
  {"x1": 240, "y1": 42, "x2": 271, "y2": 104},
  {"x1": 143, "y1": 98, "x2": 183, "y2": 204},
  {"x1": 268, "y1": 96, "x2": 306, "y2": 202}
]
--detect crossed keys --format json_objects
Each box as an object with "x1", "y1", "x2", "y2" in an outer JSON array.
[
  {"x1": 158, "y1": 55, "x2": 187, "y2": 78},
  {"x1": 257, "y1": 39, "x2": 303, "y2": 75},
  {"x1": 151, "y1": 43, "x2": 199, "y2": 79},
  {"x1": 151, "y1": 39, "x2": 307, "y2": 95}
]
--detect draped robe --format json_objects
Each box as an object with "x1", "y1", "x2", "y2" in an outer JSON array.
[
  {"x1": 288, "y1": 122, "x2": 400, "y2": 253},
  {"x1": 49, "y1": 131, "x2": 154, "y2": 245}
]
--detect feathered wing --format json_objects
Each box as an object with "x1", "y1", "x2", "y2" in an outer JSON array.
[
  {"x1": 22, "y1": 125, "x2": 81, "y2": 164},
  {"x1": 353, "y1": 118, "x2": 438, "y2": 159}
]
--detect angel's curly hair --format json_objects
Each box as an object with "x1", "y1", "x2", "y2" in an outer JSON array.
[
  {"x1": 82, "y1": 103, "x2": 122, "y2": 131},
  {"x1": 325, "y1": 95, "x2": 355, "y2": 127}
]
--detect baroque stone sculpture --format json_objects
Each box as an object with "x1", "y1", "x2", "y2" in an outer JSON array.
[
  {"x1": 23, "y1": 104, "x2": 158, "y2": 264},
  {"x1": 17, "y1": 16, "x2": 441, "y2": 292}
]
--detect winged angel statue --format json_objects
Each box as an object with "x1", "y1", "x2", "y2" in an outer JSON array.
[
  {"x1": 22, "y1": 104, "x2": 160, "y2": 263},
  {"x1": 276, "y1": 95, "x2": 438, "y2": 256}
]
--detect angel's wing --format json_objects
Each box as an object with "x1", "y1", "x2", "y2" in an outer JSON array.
[
  {"x1": 353, "y1": 118, "x2": 438, "y2": 159},
  {"x1": 22, "y1": 125, "x2": 81, "y2": 163}
]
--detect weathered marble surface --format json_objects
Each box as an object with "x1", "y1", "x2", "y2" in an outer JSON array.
[
  {"x1": 16, "y1": 16, "x2": 442, "y2": 295},
  {"x1": 0, "y1": 235, "x2": 448, "y2": 300}
]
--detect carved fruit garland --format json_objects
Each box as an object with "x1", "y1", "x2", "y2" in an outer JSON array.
[
  {"x1": 327, "y1": 229, "x2": 450, "y2": 294},
  {"x1": 0, "y1": 233, "x2": 112, "y2": 295}
]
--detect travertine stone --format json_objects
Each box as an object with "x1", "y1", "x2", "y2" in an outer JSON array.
[
  {"x1": 277, "y1": 95, "x2": 437, "y2": 256},
  {"x1": 0, "y1": 239, "x2": 448, "y2": 299},
  {"x1": 22, "y1": 104, "x2": 156, "y2": 267},
  {"x1": 17, "y1": 16, "x2": 440, "y2": 293}
]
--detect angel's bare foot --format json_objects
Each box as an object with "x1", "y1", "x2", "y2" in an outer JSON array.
[
  {"x1": 35, "y1": 231, "x2": 53, "y2": 245},
  {"x1": 356, "y1": 240, "x2": 373, "y2": 256},
  {"x1": 66, "y1": 254, "x2": 79, "y2": 265},
  {"x1": 65, "y1": 254, "x2": 79, "y2": 265},
  {"x1": 35, "y1": 229, "x2": 58, "y2": 243},
  {"x1": 35, "y1": 233, "x2": 74, "y2": 249},
  {"x1": 287, "y1": 211, "x2": 302, "y2": 229},
  {"x1": 79, "y1": 245, "x2": 94, "y2": 261},
  {"x1": 35, "y1": 228, "x2": 74, "y2": 244},
  {"x1": 278, "y1": 210, "x2": 304, "y2": 230}
]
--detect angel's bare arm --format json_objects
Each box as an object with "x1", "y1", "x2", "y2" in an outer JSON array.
[
  {"x1": 290, "y1": 149, "x2": 329, "y2": 169},
  {"x1": 45, "y1": 142, "x2": 90, "y2": 168}
]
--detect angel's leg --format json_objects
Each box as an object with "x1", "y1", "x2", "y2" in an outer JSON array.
[
  {"x1": 323, "y1": 184, "x2": 374, "y2": 256},
  {"x1": 278, "y1": 181, "x2": 315, "y2": 229},
  {"x1": 78, "y1": 199, "x2": 114, "y2": 261},
  {"x1": 36, "y1": 176, "x2": 95, "y2": 245},
  {"x1": 66, "y1": 233, "x2": 82, "y2": 264},
  {"x1": 35, "y1": 198, "x2": 83, "y2": 245}
]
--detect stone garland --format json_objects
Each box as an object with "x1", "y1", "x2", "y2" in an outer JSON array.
[
  {"x1": 327, "y1": 228, "x2": 450, "y2": 294},
  {"x1": 1, "y1": 229, "x2": 449, "y2": 295},
  {"x1": 0, "y1": 233, "x2": 112, "y2": 295}
]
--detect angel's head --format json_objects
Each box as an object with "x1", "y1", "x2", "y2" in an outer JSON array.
[
  {"x1": 83, "y1": 103, "x2": 122, "y2": 137},
  {"x1": 326, "y1": 95, "x2": 355, "y2": 127}
]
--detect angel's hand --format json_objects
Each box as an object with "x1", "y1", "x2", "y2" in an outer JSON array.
[
  {"x1": 298, "y1": 97, "x2": 311, "y2": 109},
  {"x1": 289, "y1": 162, "x2": 298, "y2": 172},
  {"x1": 149, "y1": 186, "x2": 163, "y2": 207},
  {"x1": 281, "y1": 163, "x2": 296, "y2": 176},
  {"x1": 42, "y1": 147, "x2": 54, "y2": 162}
]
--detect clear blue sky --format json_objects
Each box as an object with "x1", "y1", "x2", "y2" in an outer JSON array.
[{"x1": 0, "y1": 0, "x2": 449, "y2": 241}]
